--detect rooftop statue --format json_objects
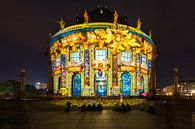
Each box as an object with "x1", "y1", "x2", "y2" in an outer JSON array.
[
  {"x1": 113, "y1": 10, "x2": 118, "y2": 24},
  {"x1": 49, "y1": 32, "x2": 53, "y2": 38},
  {"x1": 149, "y1": 30, "x2": 152, "y2": 38},
  {"x1": 136, "y1": 18, "x2": 142, "y2": 30},
  {"x1": 58, "y1": 18, "x2": 65, "y2": 30},
  {"x1": 84, "y1": 9, "x2": 89, "y2": 23}
]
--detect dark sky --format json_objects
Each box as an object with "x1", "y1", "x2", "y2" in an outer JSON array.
[{"x1": 0, "y1": 0, "x2": 195, "y2": 87}]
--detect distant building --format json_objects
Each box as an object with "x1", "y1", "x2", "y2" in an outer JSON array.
[
  {"x1": 178, "y1": 80, "x2": 195, "y2": 96},
  {"x1": 163, "y1": 85, "x2": 174, "y2": 96},
  {"x1": 163, "y1": 80, "x2": 195, "y2": 96},
  {"x1": 155, "y1": 88, "x2": 163, "y2": 95},
  {"x1": 35, "y1": 82, "x2": 47, "y2": 90}
]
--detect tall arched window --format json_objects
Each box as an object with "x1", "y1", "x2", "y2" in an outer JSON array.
[
  {"x1": 121, "y1": 72, "x2": 131, "y2": 96},
  {"x1": 140, "y1": 76, "x2": 144, "y2": 93},
  {"x1": 72, "y1": 73, "x2": 81, "y2": 96},
  {"x1": 95, "y1": 71, "x2": 107, "y2": 96}
]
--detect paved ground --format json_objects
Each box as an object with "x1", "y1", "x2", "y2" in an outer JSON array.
[
  {"x1": 1, "y1": 110, "x2": 167, "y2": 129},
  {"x1": 0, "y1": 100, "x2": 193, "y2": 129}
]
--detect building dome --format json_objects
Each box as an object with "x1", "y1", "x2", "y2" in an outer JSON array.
[
  {"x1": 47, "y1": 8, "x2": 157, "y2": 97},
  {"x1": 76, "y1": 7, "x2": 128, "y2": 24}
]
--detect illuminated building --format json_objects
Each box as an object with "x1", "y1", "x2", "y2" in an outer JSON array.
[
  {"x1": 46, "y1": 7, "x2": 157, "y2": 97},
  {"x1": 163, "y1": 80, "x2": 195, "y2": 96},
  {"x1": 163, "y1": 85, "x2": 174, "y2": 96},
  {"x1": 35, "y1": 82, "x2": 47, "y2": 90},
  {"x1": 178, "y1": 80, "x2": 195, "y2": 96}
]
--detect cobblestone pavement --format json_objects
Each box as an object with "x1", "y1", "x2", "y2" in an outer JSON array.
[{"x1": 0, "y1": 110, "x2": 169, "y2": 129}]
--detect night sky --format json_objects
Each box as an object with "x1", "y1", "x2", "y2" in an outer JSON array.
[{"x1": 0, "y1": 0, "x2": 195, "y2": 87}]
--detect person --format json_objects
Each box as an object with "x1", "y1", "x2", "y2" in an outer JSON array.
[
  {"x1": 87, "y1": 104, "x2": 92, "y2": 111},
  {"x1": 121, "y1": 103, "x2": 125, "y2": 112},
  {"x1": 97, "y1": 103, "x2": 103, "y2": 111},
  {"x1": 92, "y1": 103, "x2": 96, "y2": 111},
  {"x1": 64, "y1": 101, "x2": 71, "y2": 112},
  {"x1": 126, "y1": 103, "x2": 131, "y2": 111},
  {"x1": 114, "y1": 102, "x2": 120, "y2": 111},
  {"x1": 81, "y1": 104, "x2": 87, "y2": 112}
]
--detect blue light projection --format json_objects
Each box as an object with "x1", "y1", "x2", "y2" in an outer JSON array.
[
  {"x1": 96, "y1": 71, "x2": 107, "y2": 96},
  {"x1": 122, "y1": 72, "x2": 131, "y2": 96},
  {"x1": 140, "y1": 76, "x2": 144, "y2": 93},
  {"x1": 72, "y1": 73, "x2": 81, "y2": 96}
]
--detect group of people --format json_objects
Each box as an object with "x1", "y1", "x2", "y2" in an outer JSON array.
[
  {"x1": 81, "y1": 103, "x2": 103, "y2": 112},
  {"x1": 64, "y1": 101, "x2": 103, "y2": 112},
  {"x1": 114, "y1": 102, "x2": 132, "y2": 112}
]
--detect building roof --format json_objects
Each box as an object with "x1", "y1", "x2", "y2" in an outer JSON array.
[
  {"x1": 48, "y1": 7, "x2": 156, "y2": 47},
  {"x1": 76, "y1": 7, "x2": 128, "y2": 24}
]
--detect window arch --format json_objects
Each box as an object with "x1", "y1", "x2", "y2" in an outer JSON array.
[
  {"x1": 95, "y1": 71, "x2": 107, "y2": 96},
  {"x1": 140, "y1": 76, "x2": 144, "y2": 93},
  {"x1": 72, "y1": 73, "x2": 81, "y2": 96},
  {"x1": 121, "y1": 72, "x2": 131, "y2": 96}
]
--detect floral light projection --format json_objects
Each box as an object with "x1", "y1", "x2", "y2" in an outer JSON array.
[{"x1": 48, "y1": 9, "x2": 157, "y2": 97}]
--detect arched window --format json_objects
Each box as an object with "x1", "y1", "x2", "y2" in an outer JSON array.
[
  {"x1": 121, "y1": 72, "x2": 131, "y2": 96},
  {"x1": 95, "y1": 71, "x2": 107, "y2": 96},
  {"x1": 72, "y1": 73, "x2": 81, "y2": 96},
  {"x1": 140, "y1": 76, "x2": 144, "y2": 93}
]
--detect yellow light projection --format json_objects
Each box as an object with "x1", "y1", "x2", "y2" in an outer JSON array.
[{"x1": 48, "y1": 16, "x2": 157, "y2": 97}]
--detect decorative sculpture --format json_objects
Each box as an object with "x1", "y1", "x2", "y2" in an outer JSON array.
[
  {"x1": 84, "y1": 9, "x2": 89, "y2": 23},
  {"x1": 113, "y1": 10, "x2": 118, "y2": 24},
  {"x1": 58, "y1": 18, "x2": 65, "y2": 30},
  {"x1": 149, "y1": 30, "x2": 152, "y2": 38},
  {"x1": 136, "y1": 18, "x2": 142, "y2": 29},
  {"x1": 49, "y1": 32, "x2": 53, "y2": 38}
]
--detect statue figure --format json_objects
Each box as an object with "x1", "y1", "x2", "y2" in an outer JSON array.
[
  {"x1": 84, "y1": 9, "x2": 88, "y2": 23},
  {"x1": 136, "y1": 18, "x2": 142, "y2": 29},
  {"x1": 113, "y1": 10, "x2": 118, "y2": 24},
  {"x1": 49, "y1": 32, "x2": 53, "y2": 38},
  {"x1": 58, "y1": 18, "x2": 65, "y2": 30},
  {"x1": 149, "y1": 30, "x2": 152, "y2": 38}
]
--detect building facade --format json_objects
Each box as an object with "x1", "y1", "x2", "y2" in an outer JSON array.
[
  {"x1": 47, "y1": 7, "x2": 157, "y2": 97},
  {"x1": 178, "y1": 80, "x2": 195, "y2": 96},
  {"x1": 163, "y1": 80, "x2": 195, "y2": 96}
]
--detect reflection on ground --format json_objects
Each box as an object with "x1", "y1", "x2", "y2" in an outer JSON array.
[{"x1": 0, "y1": 100, "x2": 193, "y2": 129}]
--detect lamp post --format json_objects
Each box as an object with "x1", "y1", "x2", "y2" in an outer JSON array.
[
  {"x1": 20, "y1": 67, "x2": 26, "y2": 97},
  {"x1": 174, "y1": 67, "x2": 179, "y2": 95}
]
